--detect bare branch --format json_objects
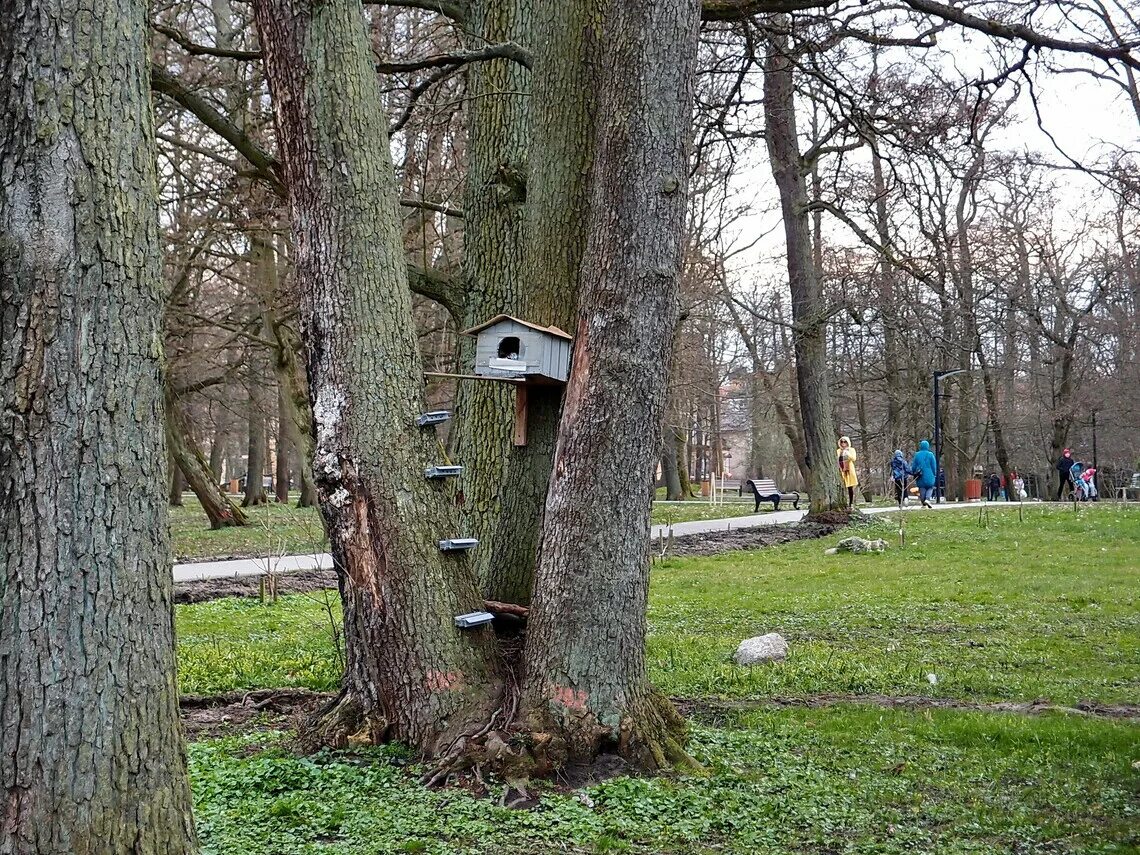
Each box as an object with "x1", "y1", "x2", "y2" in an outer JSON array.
[
  {"x1": 151, "y1": 66, "x2": 286, "y2": 197},
  {"x1": 151, "y1": 22, "x2": 262, "y2": 60},
  {"x1": 900, "y1": 0, "x2": 1140, "y2": 70},
  {"x1": 361, "y1": 0, "x2": 469, "y2": 23},
  {"x1": 376, "y1": 41, "x2": 533, "y2": 73},
  {"x1": 700, "y1": 0, "x2": 835, "y2": 22},
  {"x1": 406, "y1": 264, "x2": 466, "y2": 323},
  {"x1": 400, "y1": 198, "x2": 464, "y2": 218}
]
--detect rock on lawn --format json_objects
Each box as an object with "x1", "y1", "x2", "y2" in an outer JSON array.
[{"x1": 733, "y1": 633, "x2": 788, "y2": 665}]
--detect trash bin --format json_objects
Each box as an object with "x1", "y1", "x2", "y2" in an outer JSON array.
[
  {"x1": 965, "y1": 478, "x2": 982, "y2": 501},
  {"x1": 700, "y1": 477, "x2": 710, "y2": 497}
]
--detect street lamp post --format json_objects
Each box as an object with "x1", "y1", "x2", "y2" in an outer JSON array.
[{"x1": 933, "y1": 369, "x2": 969, "y2": 503}]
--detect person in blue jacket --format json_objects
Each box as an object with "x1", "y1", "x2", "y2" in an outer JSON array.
[
  {"x1": 910, "y1": 440, "x2": 938, "y2": 508},
  {"x1": 889, "y1": 450, "x2": 910, "y2": 508}
]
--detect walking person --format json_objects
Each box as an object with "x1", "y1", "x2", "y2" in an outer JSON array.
[
  {"x1": 889, "y1": 450, "x2": 910, "y2": 509},
  {"x1": 987, "y1": 471, "x2": 1002, "y2": 502},
  {"x1": 837, "y1": 436, "x2": 858, "y2": 509},
  {"x1": 1055, "y1": 448, "x2": 1075, "y2": 500},
  {"x1": 910, "y1": 440, "x2": 938, "y2": 508}
]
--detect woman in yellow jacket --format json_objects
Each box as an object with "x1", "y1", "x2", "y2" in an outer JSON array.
[{"x1": 837, "y1": 435, "x2": 858, "y2": 509}]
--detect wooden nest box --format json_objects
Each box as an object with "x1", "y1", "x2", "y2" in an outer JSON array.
[
  {"x1": 462, "y1": 314, "x2": 573, "y2": 446},
  {"x1": 463, "y1": 314, "x2": 572, "y2": 385}
]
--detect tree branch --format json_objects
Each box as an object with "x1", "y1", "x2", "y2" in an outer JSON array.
[
  {"x1": 362, "y1": 0, "x2": 469, "y2": 23},
  {"x1": 406, "y1": 264, "x2": 466, "y2": 323},
  {"x1": 700, "y1": 0, "x2": 835, "y2": 21},
  {"x1": 400, "y1": 198, "x2": 464, "y2": 218},
  {"x1": 376, "y1": 41, "x2": 533, "y2": 73},
  {"x1": 900, "y1": 0, "x2": 1140, "y2": 70},
  {"x1": 151, "y1": 66, "x2": 286, "y2": 197},
  {"x1": 151, "y1": 23, "x2": 262, "y2": 60}
]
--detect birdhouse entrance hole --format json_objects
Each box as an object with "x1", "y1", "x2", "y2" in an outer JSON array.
[{"x1": 497, "y1": 336, "x2": 521, "y2": 359}]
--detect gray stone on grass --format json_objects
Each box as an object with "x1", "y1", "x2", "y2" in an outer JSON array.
[{"x1": 733, "y1": 633, "x2": 788, "y2": 665}]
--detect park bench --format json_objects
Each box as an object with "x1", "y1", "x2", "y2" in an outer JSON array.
[{"x1": 743, "y1": 478, "x2": 800, "y2": 512}]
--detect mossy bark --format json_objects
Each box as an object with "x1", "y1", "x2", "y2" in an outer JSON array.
[
  {"x1": 519, "y1": 0, "x2": 702, "y2": 771},
  {"x1": 0, "y1": 0, "x2": 198, "y2": 850},
  {"x1": 254, "y1": 0, "x2": 501, "y2": 753},
  {"x1": 451, "y1": 0, "x2": 533, "y2": 601}
]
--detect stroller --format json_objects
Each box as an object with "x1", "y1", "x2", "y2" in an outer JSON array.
[{"x1": 1070, "y1": 462, "x2": 1093, "y2": 501}]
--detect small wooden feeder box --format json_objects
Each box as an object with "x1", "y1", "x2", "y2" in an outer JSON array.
[{"x1": 462, "y1": 314, "x2": 572, "y2": 447}]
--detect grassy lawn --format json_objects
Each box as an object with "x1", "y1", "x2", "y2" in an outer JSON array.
[
  {"x1": 179, "y1": 505, "x2": 1140, "y2": 854},
  {"x1": 171, "y1": 498, "x2": 330, "y2": 561},
  {"x1": 171, "y1": 495, "x2": 766, "y2": 561}
]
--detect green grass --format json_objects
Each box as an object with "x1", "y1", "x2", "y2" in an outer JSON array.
[
  {"x1": 189, "y1": 708, "x2": 1139, "y2": 854},
  {"x1": 171, "y1": 495, "x2": 765, "y2": 561},
  {"x1": 178, "y1": 504, "x2": 1140, "y2": 854},
  {"x1": 177, "y1": 590, "x2": 343, "y2": 696},
  {"x1": 171, "y1": 498, "x2": 329, "y2": 561},
  {"x1": 177, "y1": 505, "x2": 1140, "y2": 705},
  {"x1": 651, "y1": 500, "x2": 769, "y2": 525},
  {"x1": 648, "y1": 504, "x2": 1140, "y2": 705}
]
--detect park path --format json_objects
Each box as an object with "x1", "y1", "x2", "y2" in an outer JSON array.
[{"x1": 171, "y1": 500, "x2": 1012, "y2": 582}]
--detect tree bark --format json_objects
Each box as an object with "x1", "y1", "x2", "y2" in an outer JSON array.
[
  {"x1": 466, "y1": 0, "x2": 598, "y2": 605},
  {"x1": 0, "y1": 0, "x2": 198, "y2": 850},
  {"x1": 169, "y1": 449, "x2": 186, "y2": 506},
  {"x1": 451, "y1": 0, "x2": 531, "y2": 599},
  {"x1": 268, "y1": 315, "x2": 319, "y2": 508},
  {"x1": 276, "y1": 385, "x2": 292, "y2": 502},
  {"x1": 254, "y1": 0, "x2": 501, "y2": 752},
  {"x1": 207, "y1": 410, "x2": 227, "y2": 482},
  {"x1": 242, "y1": 382, "x2": 269, "y2": 505},
  {"x1": 762, "y1": 17, "x2": 842, "y2": 512},
  {"x1": 520, "y1": 0, "x2": 702, "y2": 771}
]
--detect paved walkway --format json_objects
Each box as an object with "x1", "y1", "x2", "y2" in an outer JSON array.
[{"x1": 171, "y1": 500, "x2": 1017, "y2": 583}]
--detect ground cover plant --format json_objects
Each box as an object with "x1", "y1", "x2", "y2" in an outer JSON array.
[{"x1": 178, "y1": 505, "x2": 1140, "y2": 853}]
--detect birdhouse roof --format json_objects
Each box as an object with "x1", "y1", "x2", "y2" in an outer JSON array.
[{"x1": 461, "y1": 314, "x2": 572, "y2": 340}]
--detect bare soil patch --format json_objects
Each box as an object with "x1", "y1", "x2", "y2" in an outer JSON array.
[
  {"x1": 180, "y1": 688, "x2": 329, "y2": 740},
  {"x1": 662, "y1": 520, "x2": 843, "y2": 557},
  {"x1": 175, "y1": 568, "x2": 337, "y2": 604}
]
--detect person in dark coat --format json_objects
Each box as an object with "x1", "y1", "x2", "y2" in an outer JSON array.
[{"x1": 1055, "y1": 448, "x2": 1075, "y2": 500}]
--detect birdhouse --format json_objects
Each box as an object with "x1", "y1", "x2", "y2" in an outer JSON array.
[
  {"x1": 463, "y1": 314, "x2": 572, "y2": 385},
  {"x1": 462, "y1": 314, "x2": 574, "y2": 448}
]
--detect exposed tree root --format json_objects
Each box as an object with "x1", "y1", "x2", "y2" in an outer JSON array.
[
  {"x1": 418, "y1": 681, "x2": 702, "y2": 792},
  {"x1": 297, "y1": 687, "x2": 387, "y2": 752}
]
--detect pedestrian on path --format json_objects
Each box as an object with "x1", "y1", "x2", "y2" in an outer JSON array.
[
  {"x1": 910, "y1": 440, "x2": 938, "y2": 508},
  {"x1": 1055, "y1": 448, "x2": 1075, "y2": 499},
  {"x1": 889, "y1": 450, "x2": 910, "y2": 509},
  {"x1": 837, "y1": 436, "x2": 858, "y2": 509}
]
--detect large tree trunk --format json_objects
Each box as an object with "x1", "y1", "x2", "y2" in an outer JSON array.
[
  {"x1": 464, "y1": 0, "x2": 599, "y2": 605},
  {"x1": 254, "y1": 0, "x2": 501, "y2": 752},
  {"x1": 0, "y1": 0, "x2": 198, "y2": 850},
  {"x1": 451, "y1": 0, "x2": 530, "y2": 599},
  {"x1": 762, "y1": 17, "x2": 842, "y2": 512},
  {"x1": 520, "y1": 0, "x2": 702, "y2": 772}
]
